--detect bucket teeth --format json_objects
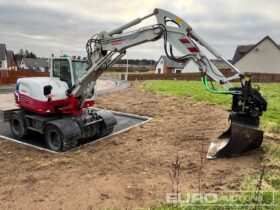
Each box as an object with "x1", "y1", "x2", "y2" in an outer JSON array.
[{"x1": 207, "y1": 120, "x2": 263, "y2": 159}]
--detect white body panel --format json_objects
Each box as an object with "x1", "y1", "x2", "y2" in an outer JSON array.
[{"x1": 17, "y1": 77, "x2": 68, "y2": 101}]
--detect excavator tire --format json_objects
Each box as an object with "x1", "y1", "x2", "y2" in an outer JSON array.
[
  {"x1": 96, "y1": 123, "x2": 114, "y2": 138},
  {"x1": 44, "y1": 118, "x2": 81, "y2": 152},
  {"x1": 9, "y1": 110, "x2": 28, "y2": 139},
  {"x1": 44, "y1": 124, "x2": 79, "y2": 152},
  {"x1": 44, "y1": 124, "x2": 64, "y2": 151}
]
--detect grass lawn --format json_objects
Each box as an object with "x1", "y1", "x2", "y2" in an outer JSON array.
[
  {"x1": 140, "y1": 80, "x2": 280, "y2": 210},
  {"x1": 140, "y1": 80, "x2": 280, "y2": 136}
]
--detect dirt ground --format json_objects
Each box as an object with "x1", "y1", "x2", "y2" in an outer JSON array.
[{"x1": 0, "y1": 82, "x2": 265, "y2": 209}]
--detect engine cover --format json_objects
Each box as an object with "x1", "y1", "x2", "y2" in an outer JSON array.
[{"x1": 15, "y1": 77, "x2": 69, "y2": 115}]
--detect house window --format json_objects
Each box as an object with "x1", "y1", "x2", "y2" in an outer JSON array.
[
  {"x1": 176, "y1": 69, "x2": 182, "y2": 74},
  {"x1": 0, "y1": 61, "x2": 2, "y2": 68},
  {"x1": 157, "y1": 68, "x2": 161, "y2": 74}
]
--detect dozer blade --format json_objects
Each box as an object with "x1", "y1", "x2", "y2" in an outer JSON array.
[{"x1": 207, "y1": 120, "x2": 263, "y2": 159}]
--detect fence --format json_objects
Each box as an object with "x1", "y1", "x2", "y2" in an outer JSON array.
[
  {"x1": 120, "y1": 70, "x2": 280, "y2": 83},
  {"x1": 2, "y1": 69, "x2": 279, "y2": 85},
  {"x1": 0, "y1": 70, "x2": 49, "y2": 85}
]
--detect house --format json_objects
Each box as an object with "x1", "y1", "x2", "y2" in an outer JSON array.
[
  {"x1": 7, "y1": 50, "x2": 17, "y2": 70},
  {"x1": 0, "y1": 44, "x2": 8, "y2": 70},
  {"x1": 232, "y1": 36, "x2": 280, "y2": 73},
  {"x1": 19, "y1": 57, "x2": 49, "y2": 72},
  {"x1": 0, "y1": 44, "x2": 18, "y2": 70},
  {"x1": 155, "y1": 55, "x2": 199, "y2": 74}
]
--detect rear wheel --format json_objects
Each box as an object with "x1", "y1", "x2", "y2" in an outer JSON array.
[
  {"x1": 44, "y1": 125, "x2": 64, "y2": 151},
  {"x1": 9, "y1": 111, "x2": 28, "y2": 138}
]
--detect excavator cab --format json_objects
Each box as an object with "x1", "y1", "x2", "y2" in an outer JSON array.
[{"x1": 50, "y1": 56, "x2": 87, "y2": 87}]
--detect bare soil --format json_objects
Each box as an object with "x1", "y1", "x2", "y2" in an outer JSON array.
[{"x1": 0, "y1": 82, "x2": 264, "y2": 209}]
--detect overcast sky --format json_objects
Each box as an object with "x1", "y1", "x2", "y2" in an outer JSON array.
[{"x1": 0, "y1": 0, "x2": 279, "y2": 60}]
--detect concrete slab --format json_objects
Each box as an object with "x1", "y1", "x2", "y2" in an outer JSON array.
[{"x1": 0, "y1": 110, "x2": 152, "y2": 153}]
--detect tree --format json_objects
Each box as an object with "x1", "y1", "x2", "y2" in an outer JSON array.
[
  {"x1": 27, "y1": 51, "x2": 36, "y2": 58},
  {"x1": 15, "y1": 49, "x2": 37, "y2": 62}
]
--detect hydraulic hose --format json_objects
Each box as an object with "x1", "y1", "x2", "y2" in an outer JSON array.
[{"x1": 201, "y1": 76, "x2": 236, "y2": 94}]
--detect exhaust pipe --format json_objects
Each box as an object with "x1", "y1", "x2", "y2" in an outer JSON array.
[{"x1": 207, "y1": 79, "x2": 267, "y2": 159}]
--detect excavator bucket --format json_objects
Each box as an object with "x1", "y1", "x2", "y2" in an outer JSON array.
[
  {"x1": 206, "y1": 117, "x2": 263, "y2": 159},
  {"x1": 206, "y1": 79, "x2": 267, "y2": 159}
]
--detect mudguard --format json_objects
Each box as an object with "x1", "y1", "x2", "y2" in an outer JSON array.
[
  {"x1": 45, "y1": 118, "x2": 82, "y2": 145},
  {"x1": 96, "y1": 110, "x2": 117, "y2": 128}
]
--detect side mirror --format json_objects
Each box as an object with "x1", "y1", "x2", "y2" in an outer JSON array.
[{"x1": 44, "y1": 85, "x2": 52, "y2": 96}]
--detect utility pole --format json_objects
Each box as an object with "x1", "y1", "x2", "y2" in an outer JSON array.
[{"x1": 125, "y1": 55, "x2": 128, "y2": 81}]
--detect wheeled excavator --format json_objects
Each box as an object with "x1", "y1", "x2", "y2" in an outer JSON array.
[{"x1": 9, "y1": 9, "x2": 267, "y2": 159}]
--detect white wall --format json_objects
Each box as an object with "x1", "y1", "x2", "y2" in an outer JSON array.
[
  {"x1": 155, "y1": 57, "x2": 164, "y2": 74},
  {"x1": 0, "y1": 55, "x2": 8, "y2": 70},
  {"x1": 182, "y1": 60, "x2": 199, "y2": 73},
  {"x1": 173, "y1": 60, "x2": 200, "y2": 73},
  {"x1": 19, "y1": 60, "x2": 27, "y2": 69},
  {"x1": 235, "y1": 38, "x2": 280, "y2": 73}
]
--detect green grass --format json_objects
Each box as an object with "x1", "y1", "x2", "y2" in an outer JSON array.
[
  {"x1": 140, "y1": 80, "x2": 280, "y2": 135},
  {"x1": 139, "y1": 80, "x2": 280, "y2": 210}
]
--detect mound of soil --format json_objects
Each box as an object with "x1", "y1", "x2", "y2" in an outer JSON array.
[{"x1": 0, "y1": 82, "x2": 264, "y2": 209}]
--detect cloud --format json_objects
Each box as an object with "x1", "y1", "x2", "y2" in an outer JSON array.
[{"x1": 0, "y1": 0, "x2": 279, "y2": 59}]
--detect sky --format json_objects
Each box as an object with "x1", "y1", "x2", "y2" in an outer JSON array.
[{"x1": 0, "y1": 0, "x2": 279, "y2": 60}]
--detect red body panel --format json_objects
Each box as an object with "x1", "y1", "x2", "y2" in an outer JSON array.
[{"x1": 16, "y1": 92, "x2": 94, "y2": 115}]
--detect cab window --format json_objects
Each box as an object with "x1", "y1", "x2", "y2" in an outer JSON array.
[{"x1": 52, "y1": 59, "x2": 72, "y2": 87}]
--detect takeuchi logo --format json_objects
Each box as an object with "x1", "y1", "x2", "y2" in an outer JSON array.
[{"x1": 112, "y1": 40, "x2": 123, "y2": 46}]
